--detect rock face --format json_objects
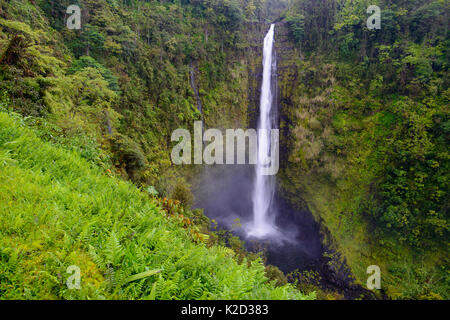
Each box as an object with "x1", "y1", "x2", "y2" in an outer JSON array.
[
  {"x1": 272, "y1": 23, "x2": 377, "y2": 299},
  {"x1": 190, "y1": 21, "x2": 270, "y2": 131},
  {"x1": 246, "y1": 22, "x2": 299, "y2": 129},
  {"x1": 242, "y1": 21, "x2": 269, "y2": 129},
  {"x1": 273, "y1": 22, "x2": 303, "y2": 167},
  {"x1": 234, "y1": 21, "x2": 300, "y2": 128}
]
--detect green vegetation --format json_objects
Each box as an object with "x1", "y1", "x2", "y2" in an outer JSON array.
[
  {"x1": 0, "y1": 0, "x2": 448, "y2": 300},
  {"x1": 279, "y1": 0, "x2": 449, "y2": 299},
  {"x1": 0, "y1": 0, "x2": 268, "y2": 189},
  {"x1": 0, "y1": 109, "x2": 312, "y2": 299}
]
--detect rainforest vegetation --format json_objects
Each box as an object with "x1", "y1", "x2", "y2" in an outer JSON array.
[{"x1": 0, "y1": 0, "x2": 448, "y2": 300}]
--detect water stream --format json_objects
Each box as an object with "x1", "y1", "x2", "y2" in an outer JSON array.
[{"x1": 249, "y1": 24, "x2": 278, "y2": 238}]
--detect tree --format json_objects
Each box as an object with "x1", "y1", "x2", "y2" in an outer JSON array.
[{"x1": 286, "y1": 13, "x2": 305, "y2": 45}]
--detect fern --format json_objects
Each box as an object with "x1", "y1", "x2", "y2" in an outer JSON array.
[
  {"x1": 104, "y1": 231, "x2": 124, "y2": 267},
  {"x1": 0, "y1": 111, "x2": 313, "y2": 300},
  {"x1": 125, "y1": 269, "x2": 161, "y2": 283}
]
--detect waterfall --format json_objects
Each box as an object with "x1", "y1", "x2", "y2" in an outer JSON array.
[
  {"x1": 249, "y1": 24, "x2": 278, "y2": 238},
  {"x1": 189, "y1": 60, "x2": 203, "y2": 115}
]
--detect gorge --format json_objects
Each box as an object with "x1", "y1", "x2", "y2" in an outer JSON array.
[
  {"x1": 193, "y1": 22, "x2": 373, "y2": 299},
  {"x1": 0, "y1": 0, "x2": 447, "y2": 301}
]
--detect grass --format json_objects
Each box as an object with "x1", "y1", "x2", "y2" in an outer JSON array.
[{"x1": 0, "y1": 111, "x2": 314, "y2": 300}]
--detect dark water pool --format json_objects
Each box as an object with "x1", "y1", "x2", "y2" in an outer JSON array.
[{"x1": 193, "y1": 165, "x2": 375, "y2": 299}]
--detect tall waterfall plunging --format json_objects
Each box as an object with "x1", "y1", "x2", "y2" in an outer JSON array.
[
  {"x1": 248, "y1": 24, "x2": 279, "y2": 238},
  {"x1": 193, "y1": 24, "x2": 348, "y2": 292}
]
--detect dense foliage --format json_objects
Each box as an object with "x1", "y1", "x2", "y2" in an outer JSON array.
[
  {"x1": 0, "y1": 0, "x2": 448, "y2": 300},
  {"x1": 0, "y1": 0, "x2": 270, "y2": 192},
  {"x1": 280, "y1": 0, "x2": 448, "y2": 298},
  {"x1": 0, "y1": 0, "x2": 312, "y2": 300},
  {"x1": 0, "y1": 108, "x2": 312, "y2": 299},
  {"x1": 283, "y1": 0, "x2": 448, "y2": 249}
]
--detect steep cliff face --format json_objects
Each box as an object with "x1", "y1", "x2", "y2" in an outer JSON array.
[
  {"x1": 3, "y1": 0, "x2": 443, "y2": 300},
  {"x1": 242, "y1": 22, "x2": 267, "y2": 129},
  {"x1": 274, "y1": 22, "x2": 303, "y2": 171},
  {"x1": 273, "y1": 22, "x2": 370, "y2": 298},
  {"x1": 188, "y1": 21, "x2": 269, "y2": 131},
  {"x1": 273, "y1": 12, "x2": 448, "y2": 299},
  {"x1": 191, "y1": 23, "x2": 372, "y2": 299},
  {"x1": 274, "y1": 21, "x2": 395, "y2": 297}
]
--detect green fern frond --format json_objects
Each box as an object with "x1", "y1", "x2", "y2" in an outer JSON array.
[{"x1": 125, "y1": 269, "x2": 161, "y2": 283}]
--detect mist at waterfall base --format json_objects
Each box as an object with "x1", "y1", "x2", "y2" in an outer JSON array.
[{"x1": 193, "y1": 164, "x2": 323, "y2": 273}]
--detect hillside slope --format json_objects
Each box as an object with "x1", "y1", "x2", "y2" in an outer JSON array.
[{"x1": 0, "y1": 110, "x2": 313, "y2": 300}]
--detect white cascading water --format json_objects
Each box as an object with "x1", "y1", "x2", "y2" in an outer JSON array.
[{"x1": 249, "y1": 24, "x2": 278, "y2": 238}]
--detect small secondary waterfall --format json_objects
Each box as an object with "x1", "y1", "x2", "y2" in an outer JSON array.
[
  {"x1": 249, "y1": 24, "x2": 278, "y2": 238},
  {"x1": 189, "y1": 60, "x2": 204, "y2": 136}
]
